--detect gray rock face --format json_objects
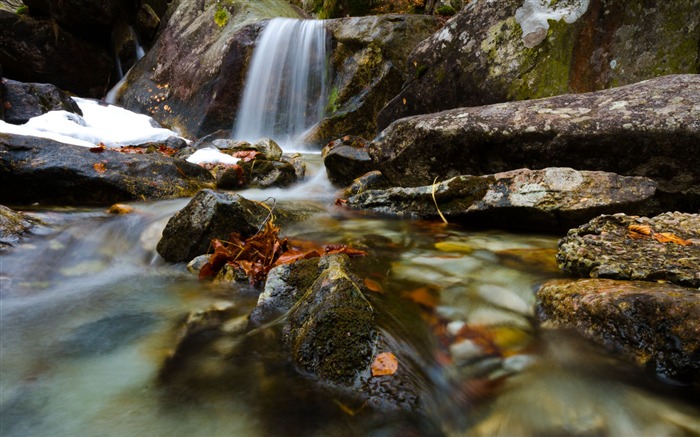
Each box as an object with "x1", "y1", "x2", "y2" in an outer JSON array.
[
  {"x1": 303, "y1": 14, "x2": 441, "y2": 145},
  {"x1": 322, "y1": 136, "x2": 376, "y2": 187},
  {"x1": 369, "y1": 75, "x2": 700, "y2": 211},
  {"x1": 537, "y1": 278, "x2": 700, "y2": 383},
  {"x1": 0, "y1": 10, "x2": 114, "y2": 98},
  {"x1": 347, "y1": 168, "x2": 657, "y2": 231},
  {"x1": 156, "y1": 189, "x2": 270, "y2": 263},
  {"x1": 557, "y1": 212, "x2": 700, "y2": 288},
  {"x1": 378, "y1": 0, "x2": 700, "y2": 128},
  {"x1": 2, "y1": 78, "x2": 82, "y2": 125},
  {"x1": 114, "y1": 1, "x2": 302, "y2": 138},
  {"x1": 0, "y1": 133, "x2": 214, "y2": 206},
  {"x1": 283, "y1": 254, "x2": 376, "y2": 386}
]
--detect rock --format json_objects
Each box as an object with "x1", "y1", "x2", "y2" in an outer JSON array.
[
  {"x1": 378, "y1": 0, "x2": 700, "y2": 128},
  {"x1": 303, "y1": 14, "x2": 441, "y2": 145},
  {"x1": 114, "y1": 0, "x2": 303, "y2": 138},
  {"x1": 343, "y1": 170, "x2": 391, "y2": 197},
  {"x1": 2, "y1": 78, "x2": 82, "y2": 125},
  {"x1": 322, "y1": 136, "x2": 376, "y2": 187},
  {"x1": 236, "y1": 159, "x2": 299, "y2": 189},
  {"x1": 557, "y1": 212, "x2": 700, "y2": 288},
  {"x1": 211, "y1": 137, "x2": 283, "y2": 160},
  {"x1": 369, "y1": 75, "x2": 700, "y2": 211},
  {"x1": 0, "y1": 133, "x2": 214, "y2": 206},
  {"x1": 0, "y1": 11, "x2": 114, "y2": 98},
  {"x1": 283, "y1": 254, "x2": 376, "y2": 386},
  {"x1": 537, "y1": 278, "x2": 700, "y2": 383},
  {"x1": 135, "y1": 3, "x2": 160, "y2": 44},
  {"x1": 22, "y1": 0, "x2": 122, "y2": 30},
  {"x1": 0, "y1": 205, "x2": 37, "y2": 249},
  {"x1": 347, "y1": 168, "x2": 658, "y2": 231},
  {"x1": 156, "y1": 189, "x2": 271, "y2": 263}
]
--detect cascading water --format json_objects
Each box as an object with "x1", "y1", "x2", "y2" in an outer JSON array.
[{"x1": 232, "y1": 18, "x2": 329, "y2": 149}]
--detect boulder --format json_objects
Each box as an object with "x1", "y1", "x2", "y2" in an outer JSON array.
[
  {"x1": 0, "y1": 11, "x2": 114, "y2": 98},
  {"x1": 0, "y1": 133, "x2": 214, "y2": 206},
  {"x1": 22, "y1": 0, "x2": 123, "y2": 31},
  {"x1": 557, "y1": 212, "x2": 700, "y2": 288},
  {"x1": 282, "y1": 254, "x2": 376, "y2": 386},
  {"x1": 156, "y1": 189, "x2": 270, "y2": 263},
  {"x1": 378, "y1": 0, "x2": 700, "y2": 128},
  {"x1": 369, "y1": 75, "x2": 700, "y2": 211},
  {"x1": 1, "y1": 78, "x2": 82, "y2": 125},
  {"x1": 304, "y1": 15, "x2": 441, "y2": 145},
  {"x1": 236, "y1": 159, "x2": 299, "y2": 189},
  {"x1": 347, "y1": 168, "x2": 658, "y2": 231},
  {"x1": 322, "y1": 136, "x2": 376, "y2": 187},
  {"x1": 343, "y1": 170, "x2": 391, "y2": 197},
  {"x1": 0, "y1": 205, "x2": 38, "y2": 249},
  {"x1": 537, "y1": 278, "x2": 700, "y2": 383},
  {"x1": 113, "y1": 0, "x2": 303, "y2": 138}
]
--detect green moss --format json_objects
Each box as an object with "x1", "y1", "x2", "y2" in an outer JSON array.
[
  {"x1": 213, "y1": 7, "x2": 230, "y2": 27},
  {"x1": 434, "y1": 65, "x2": 446, "y2": 84},
  {"x1": 326, "y1": 86, "x2": 340, "y2": 114},
  {"x1": 436, "y1": 5, "x2": 456, "y2": 16},
  {"x1": 415, "y1": 64, "x2": 428, "y2": 79},
  {"x1": 15, "y1": 5, "x2": 28, "y2": 14}
]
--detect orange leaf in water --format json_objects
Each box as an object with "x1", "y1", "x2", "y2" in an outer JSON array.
[
  {"x1": 93, "y1": 162, "x2": 106, "y2": 173},
  {"x1": 404, "y1": 287, "x2": 438, "y2": 309},
  {"x1": 654, "y1": 232, "x2": 693, "y2": 246},
  {"x1": 363, "y1": 278, "x2": 383, "y2": 293},
  {"x1": 371, "y1": 352, "x2": 398, "y2": 377},
  {"x1": 324, "y1": 244, "x2": 366, "y2": 257}
]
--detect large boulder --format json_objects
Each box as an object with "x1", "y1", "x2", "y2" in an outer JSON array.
[
  {"x1": 0, "y1": 10, "x2": 114, "y2": 98},
  {"x1": 282, "y1": 254, "x2": 377, "y2": 386},
  {"x1": 156, "y1": 189, "x2": 271, "y2": 263},
  {"x1": 378, "y1": 0, "x2": 700, "y2": 128},
  {"x1": 557, "y1": 212, "x2": 700, "y2": 288},
  {"x1": 0, "y1": 133, "x2": 214, "y2": 206},
  {"x1": 537, "y1": 278, "x2": 700, "y2": 384},
  {"x1": 1, "y1": 78, "x2": 82, "y2": 125},
  {"x1": 369, "y1": 75, "x2": 700, "y2": 211},
  {"x1": 346, "y1": 168, "x2": 657, "y2": 231},
  {"x1": 113, "y1": 0, "x2": 303, "y2": 138},
  {"x1": 303, "y1": 14, "x2": 441, "y2": 145}
]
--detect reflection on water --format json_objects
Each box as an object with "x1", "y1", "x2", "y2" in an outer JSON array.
[{"x1": 1, "y1": 161, "x2": 699, "y2": 436}]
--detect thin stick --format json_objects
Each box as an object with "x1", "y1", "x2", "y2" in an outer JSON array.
[{"x1": 431, "y1": 177, "x2": 448, "y2": 224}]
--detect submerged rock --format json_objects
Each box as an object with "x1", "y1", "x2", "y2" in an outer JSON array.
[
  {"x1": 378, "y1": 0, "x2": 700, "y2": 127},
  {"x1": 0, "y1": 134, "x2": 213, "y2": 206},
  {"x1": 283, "y1": 255, "x2": 376, "y2": 386},
  {"x1": 557, "y1": 212, "x2": 700, "y2": 288},
  {"x1": 537, "y1": 278, "x2": 700, "y2": 384},
  {"x1": 1, "y1": 79, "x2": 82, "y2": 125},
  {"x1": 347, "y1": 168, "x2": 657, "y2": 231},
  {"x1": 156, "y1": 189, "x2": 270, "y2": 263},
  {"x1": 370, "y1": 75, "x2": 700, "y2": 211}
]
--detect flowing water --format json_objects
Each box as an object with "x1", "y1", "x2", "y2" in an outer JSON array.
[
  {"x1": 1, "y1": 159, "x2": 699, "y2": 437},
  {"x1": 232, "y1": 18, "x2": 329, "y2": 148}
]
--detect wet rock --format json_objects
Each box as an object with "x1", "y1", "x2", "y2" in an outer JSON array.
[
  {"x1": 283, "y1": 254, "x2": 376, "y2": 386},
  {"x1": 1, "y1": 78, "x2": 82, "y2": 125},
  {"x1": 537, "y1": 278, "x2": 700, "y2": 383},
  {"x1": 236, "y1": 159, "x2": 299, "y2": 189},
  {"x1": 303, "y1": 14, "x2": 441, "y2": 145},
  {"x1": 378, "y1": 0, "x2": 700, "y2": 128},
  {"x1": 322, "y1": 136, "x2": 376, "y2": 187},
  {"x1": 370, "y1": 75, "x2": 700, "y2": 211},
  {"x1": 0, "y1": 205, "x2": 38, "y2": 249},
  {"x1": 0, "y1": 133, "x2": 214, "y2": 206},
  {"x1": 0, "y1": 10, "x2": 114, "y2": 98},
  {"x1": 557, "y1": 212, "x2": 700, "y2": 288},
  {"x1": 114, "y1": 1, "x2": 303, "y2": 138},
  {"x1": 156, "y1": 189, "x2": 270, "y2": 263},
  {"x1": 343, "y1": 170, "x2": 392, "y2": 197},
  {"x1": 347, "y1": 168, "x2": 657, "y2": 231}
]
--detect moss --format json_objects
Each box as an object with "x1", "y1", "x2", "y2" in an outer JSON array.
[
  {"x1": 414, "y1": 64, "x2": 428, "y2": 79},
  {"x1": 434, "y1": 65, "x2": 446, "y2": 84},
  {"x1": 15, "y1": 5, "x2": 28, "y2": 14},
  {"x1": 436, "y1": 5, "x2": 456, "y2": 16},
  {"x1": 326, "y1": 86, "x2": 341, "y2": 114},
  {"x1": 213, "y1": 7, "x2": 230, "y2": 27}
]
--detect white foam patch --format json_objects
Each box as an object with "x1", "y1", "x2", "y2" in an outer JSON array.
[
  {"x1": 186, "y1": 148, "x2": 240, "y2": 165},
  {"x1": 0, "y1": 97, "x2": 183, "y2": 148},
  {"x1": 515, "y1": 0, "x2": 590, "y2": 48}
]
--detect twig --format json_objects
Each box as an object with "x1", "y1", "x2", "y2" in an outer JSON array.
[{"x1": 431, "y1": 176, "x2": 448, "y2": 224}]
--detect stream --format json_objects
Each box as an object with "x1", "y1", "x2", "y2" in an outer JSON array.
[{"x1": 1, "y1": 156, "x2": 699, "y2": 437}]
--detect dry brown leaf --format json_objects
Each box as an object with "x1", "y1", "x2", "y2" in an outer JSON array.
[
  {"x1": 93, "y1": 162, "x2": 106, "y2": 174},
  {"x1": 363, "y1": 278, "x2": 383, "y2": 293},
  {"x1": 371, "y1": 352, "x2": 398, "y2": 377},
  {"x1": 627, "y1": 224, "x2": 653, "y2": 239},
  {"x1": 654, "y1": 232, "x2": 693, "y2": 246},
  {"x1": 404, "y1": 287, "x2": 438, "y2": 309},
  {"x1": 107, "y1": 204, "x2": 134, "y2": 215}
]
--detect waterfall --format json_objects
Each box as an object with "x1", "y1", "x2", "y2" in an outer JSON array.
[{"x1": 232, "y1": 18, "x2": 329, "y2": 149}]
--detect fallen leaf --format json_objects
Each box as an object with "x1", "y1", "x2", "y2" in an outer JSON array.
[
  {"x1": 93, "y1": 162, "x2": 106, "y2": 173},
  {"x1": 334, "y1": 198, "x2": 348, "y2": 206},
  {"x1": 89, "y1": 143, "x2": 106, "y2": 153},
  {"x1": 654, "y1": 232, "x2": 693, "y2": 246},
  {"x1": 371, "y1": 352, "x2": 398, "y2": 376},
  {"x1": 627, "y1": 224, "x2": 653, "y2": 239},
  {"x1": 404, "y1": 287, "x2": 438, "y2": 309},
  {"x1": 232, "y1": 150, "x2": 261, "y2": 162},
  {"x1": 107, "y1": 204, "x2": 134, "y2": 214},
  {"x1": 363, "y1": 278, "x2": 383, "y2": 293}
]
